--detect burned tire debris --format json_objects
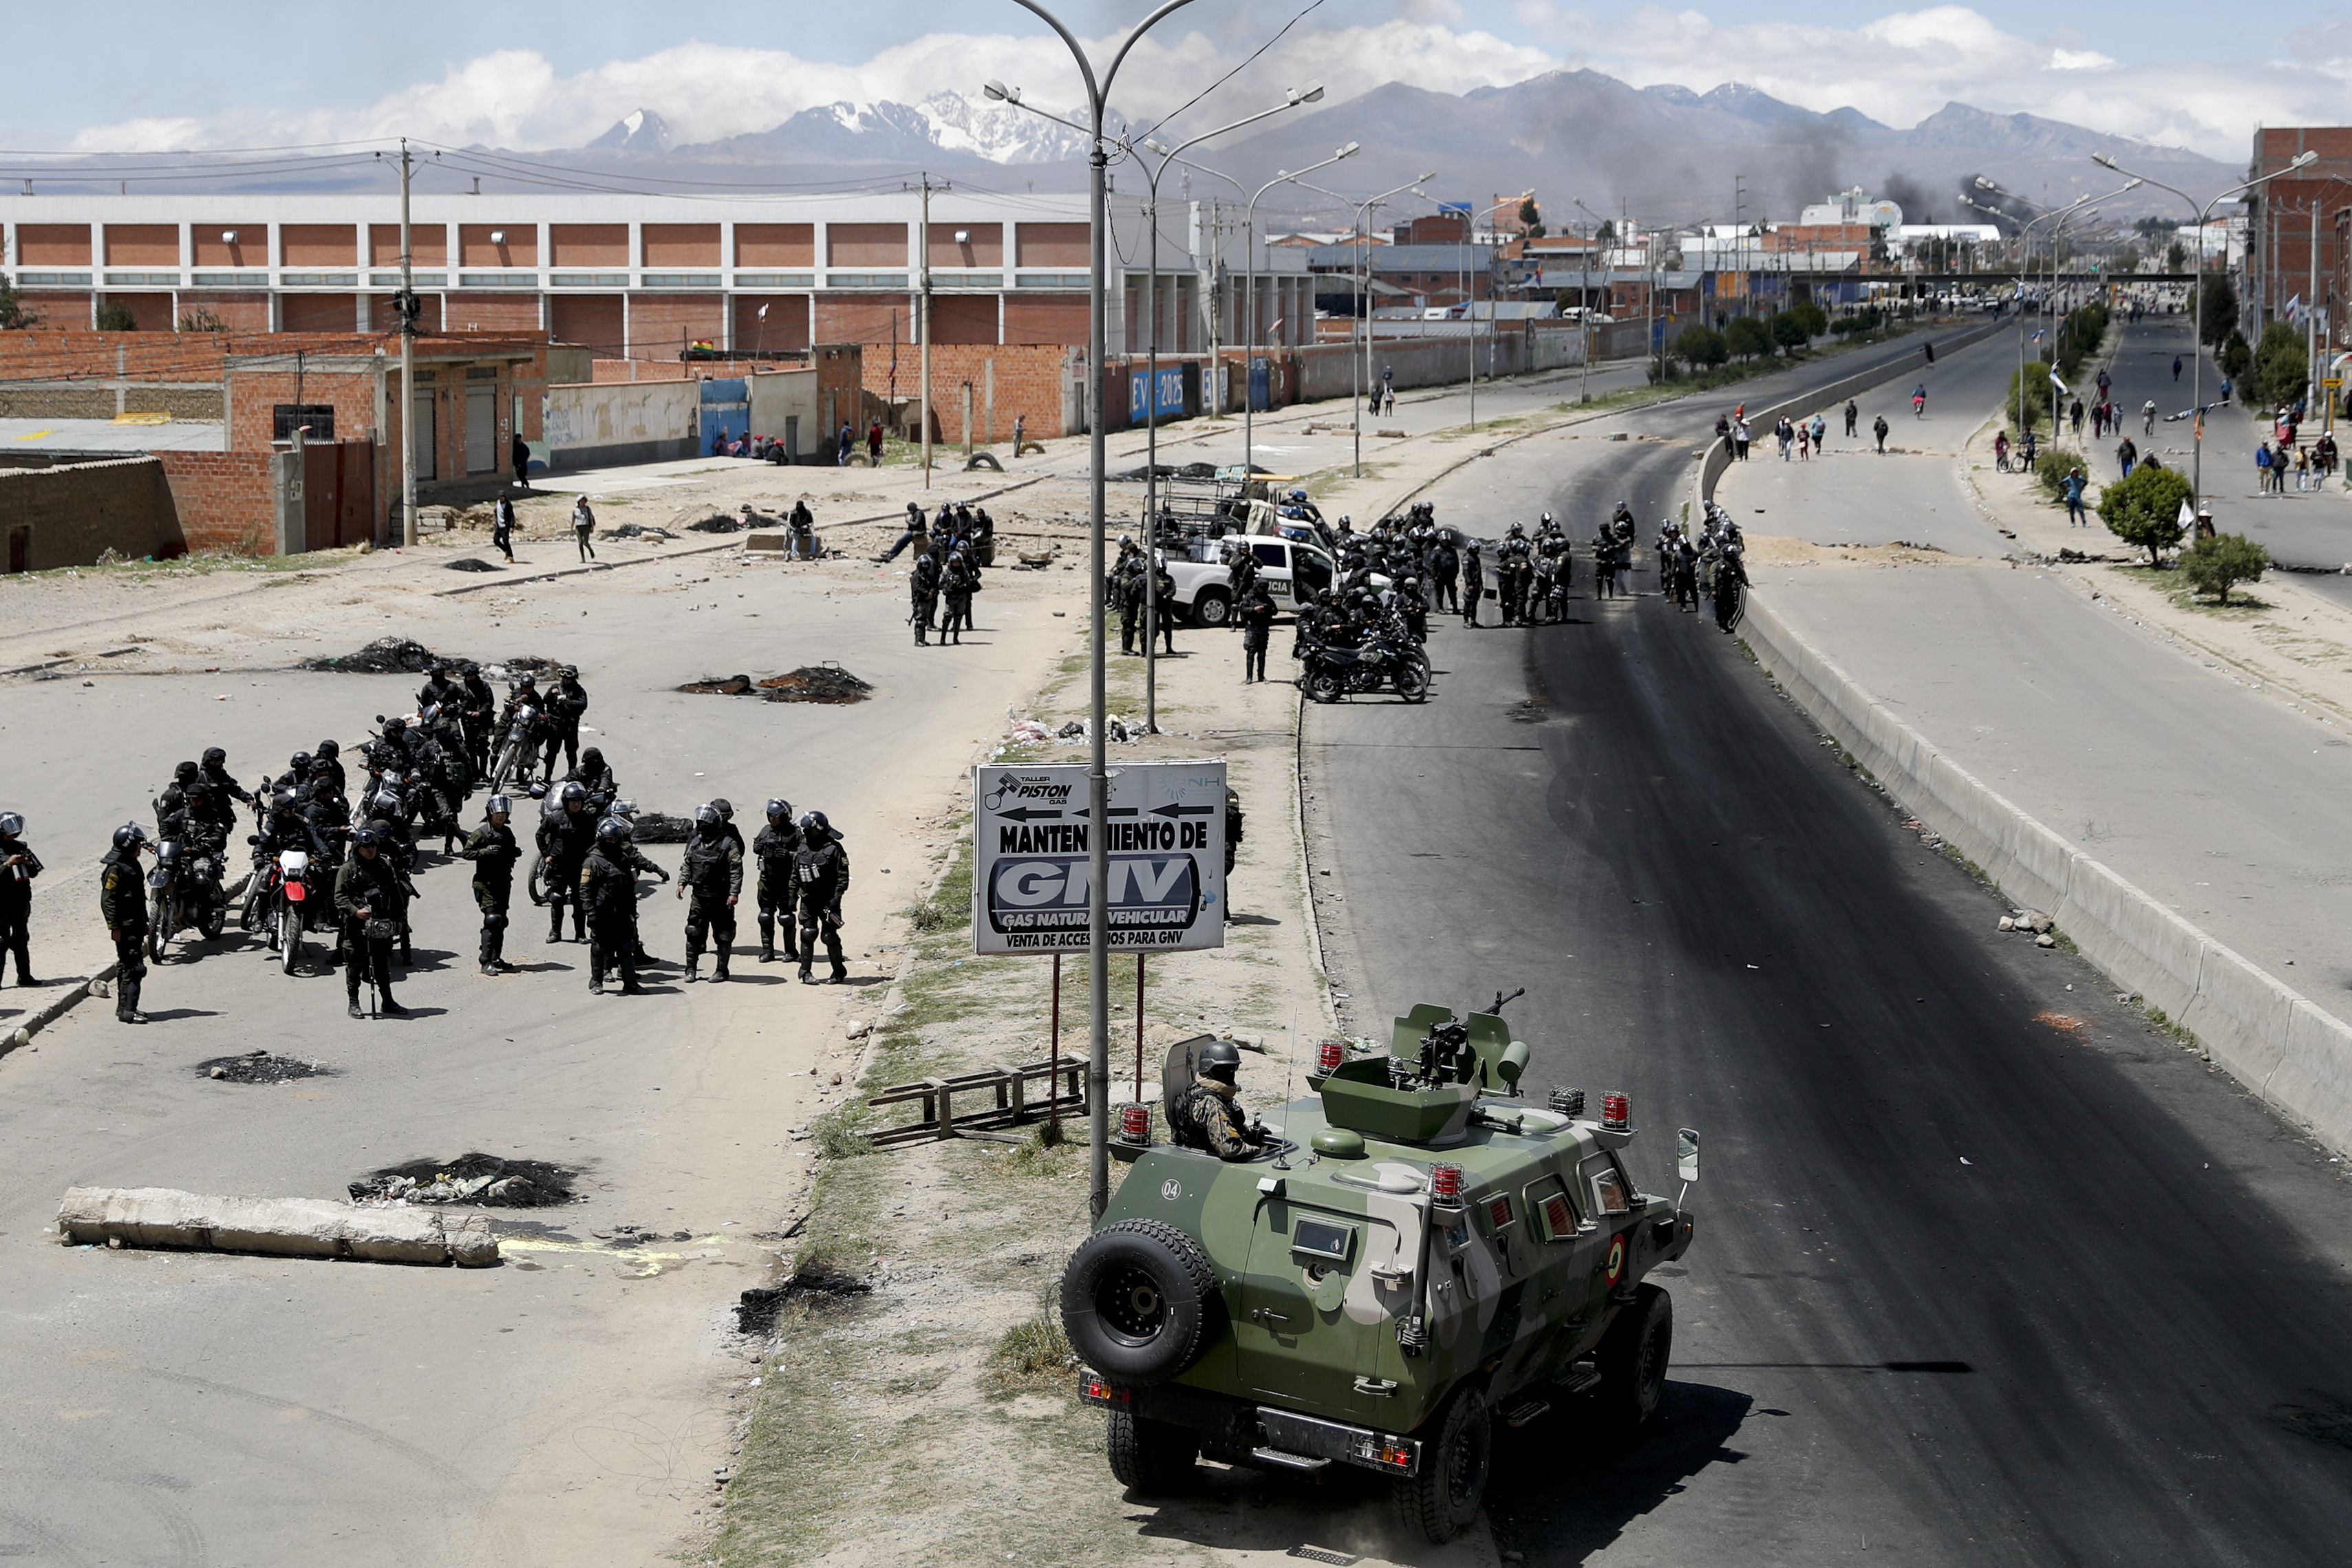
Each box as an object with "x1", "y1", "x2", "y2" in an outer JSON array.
[
  {"x1": 197, "y1": 1051, "x2": 330, "y2": 1084},
  {"x1": 303, "y1": 637, "x2": 467, "y2": 674},
  {"x1": 351, "y1": 1152, "x2": 579, "y2": 1207},
  {"x1": 736, "y1": 1263, "x2": 873, "y2": 1333},
  {"x1": 442, "y1": 558, "x2": 501, "y2": 572},
  {"x1": 679, "y1": 665, "x2": 872, "y2": 703}
]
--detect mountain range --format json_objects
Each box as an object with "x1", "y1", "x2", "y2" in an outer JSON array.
[{"x1": 12, "y1": 69, "x2": 2238, "y2": 229}]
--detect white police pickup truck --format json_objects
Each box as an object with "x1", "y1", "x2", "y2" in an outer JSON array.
[{"x1": 1165, "y1": 534, "x2": 1378, "y2": 626}]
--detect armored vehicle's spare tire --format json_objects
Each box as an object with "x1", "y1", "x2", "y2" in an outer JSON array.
[
  {"x1": 1106, "y1": 1407, "x2": 1199, "y2": 1494},
  {"x1": 1392, "y1": 1384, "x2": 1492, "y2": 1544},
  {"x1": 1595, "y1": 1281, "x2": 1673, "y2": 1432},
  {"x1": 1061, "y1": 1218, "x2": 1221, "y2": 1387}
]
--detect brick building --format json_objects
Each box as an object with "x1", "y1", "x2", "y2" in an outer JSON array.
[
  {"x1": 2243, "y1": 127, "x2": 2352, "y2": 359},
  {"x1": 0, "y1": 191, "x2": 1314, "y2": 437}
]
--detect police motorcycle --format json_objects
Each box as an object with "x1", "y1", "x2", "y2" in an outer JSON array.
[
  {"x1": 244, "y1": 827, "x2": 327, "y2": 976},
  {"x1": 490, "y1": 687, "x2": 548, "y2": 791},
  {"x1": 1299, "y1": 598, "x2": 1431, "y2": 704},
  {"x1": 147, "y1": 823, "x2": 229, "y2": 962}
]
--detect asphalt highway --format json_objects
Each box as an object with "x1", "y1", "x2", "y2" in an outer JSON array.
[{"x1": 1303, "y1": 343, "x2": 2352, "y2": 1563}]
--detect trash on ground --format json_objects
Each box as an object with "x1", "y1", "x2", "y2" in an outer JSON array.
[
  {"x1": 687, "y1": 513, "x2": 748, "y2": 533},
  {"x1": 197, "y1": 1051, "x2": 329, "y2": 1084},
  {"x1": 443, "y1": 557, "x2": 501, "y2": 572},
  {"x1": 680, "y1": 674, "x2": 757, "y2": 696},
  {"x1": 758, "y1": 665, "x2": 873, "y2": 704},
  {"x1": 599, "y1": 524, "x2": 674, "y2": 541},
  {"x1": 350, "y1": 1152, "x2": 579, "y2": 1207},
  {"x1": 303, "y1": 638, "x2": 464, "y2": 674},
  {"x1": 1007, "y1": 718, "x2": 1054, "y2": 743},
  {"x1": 736, "y1": 1262, "x2": 873, "y2": 1333}
]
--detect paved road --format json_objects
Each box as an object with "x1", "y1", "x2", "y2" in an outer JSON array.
[{"x1": 1303, "y1": 347, "x2": 2352, "y2": 1563}]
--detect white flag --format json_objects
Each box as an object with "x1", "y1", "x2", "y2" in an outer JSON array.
[
  {"x1": 2049, "y1": 367, "x2": 2071, "y2": 398},
  {"x1": 757, "y1": 303, "x2": 769, "y2": 319}
]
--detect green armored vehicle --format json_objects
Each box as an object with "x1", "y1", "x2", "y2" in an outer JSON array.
[{"x1": 1061, "y1": 992, "x2": 1699, "y2": 1542}]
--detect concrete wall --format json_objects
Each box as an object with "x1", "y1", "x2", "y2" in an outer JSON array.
[
  {"x1": 0, "y1": 457, "x2": 184, "y2": 569},
  {"x1": 542, "y1": 378, "x2": 699, "y2": 469},
  {"x1": 746, "y1": 367, "x2": 818, "y2": 460}
]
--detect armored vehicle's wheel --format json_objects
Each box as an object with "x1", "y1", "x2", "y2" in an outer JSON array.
[
  {"x1": 1303, "y1": 669, "x2": 1345, "y2": 705},
  {"x1": 1394, "y1": 662, "x2": 1430, "y2": 703},
  {"x1": 1061, "y1": 1218, "x2": 1220, "y2": 1387},
  {"x1": 1105, "y1": 1407, "x2": 1199, "y2": 1494},
  {"x1": 1391, "y1": 1384, "x2": 1492, "y2": 1544},
  {"x1": 1595, "y1": 1282, "x2": 1673, "y2": 1432}
]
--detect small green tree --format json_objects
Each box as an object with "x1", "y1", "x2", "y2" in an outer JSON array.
[
  {"x1": 2179, "y1": 531, "x2": 2269, "y2": 605},
  {"x1": 94, "y1": 299, "x2": 138, "y2": 332},
  {"x1": 1518, "y1": 197, "x2": 1545, "y2": 240},
  {"x1": 2167, "y1": 240, "x2": 2188, "y2": 272},
  {"x1": 1672, "y1": 323, "x2": 1728, "y2": 369},
  {"x1": 0, "y1": 279, "x2": 39, "y2": 330},
  {"x1": 2194, "y1": 273, "x2": 2238, "y2": 348},
  {"x1": 2252, "y1": 321, "x2": 2307, "y2": 409},
  {"x1": 1723, "y1": 314, "x2": 1773, "y2": 359},
  {"x1": 2097, "y1": 464, "x2": 2192, "y2": 565},
  {"x1": 2218, "y1": 327, "x2": 2252, "y2": 389},
  {"x1": 2009, "y1": 361, "x2": 2056, "y2": 431},
  {"x1": 1787, "y1": 301, "x2": 1828, "y2": 339},
  {"x1": 1768, "y1": 311, "x2": 1809, "y2": 352}
]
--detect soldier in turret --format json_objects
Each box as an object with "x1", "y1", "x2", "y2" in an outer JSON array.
[{"x1": 1170, "y1": 1040, "x2": 1268, "y2": 1161}]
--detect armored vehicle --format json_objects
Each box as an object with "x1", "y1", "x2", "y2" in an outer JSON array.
[{"x1": 1060, "y1": 992, "x2": 1699, "y2": 1542}]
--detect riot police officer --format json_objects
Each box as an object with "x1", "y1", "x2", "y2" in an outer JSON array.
[
  {"x1": 199, "y1": 747, "x2": 254, "y2": 826},
  {"x1": 100, "y1": 824, "x2": 151, "y2": 1023},
  {"x1": 752, "y1": 799, "x2": 802, "y2": 964},
  {"x1": 539, "y1": 781, "x2": 597, "y2": 943},
  {"x1": 459, "y1": 794, "x2": 522, "y2": 976},
  {"x1": 1, "y1": 811, "x2": 42, "y2": 987},
  {"x1": 581, "y1": 817, "x2": 648, "y2": 995},
  {"x1": 456, "y1": 666, "x2": 497, "y2": 777},
  {"x1": 1171, "y1": 1039, "x2": 1268, "y2": 1159},
  {"x1": 335, "y1": 826, "x2": 414, "y2": 1018},
  {"x1": 676, "y1": 804, "x2": 744, "y2": 982},
  {"x1": 791, "y1": 810, "x2": 851, "y2": 985},
  {"x1": 417, "y1": 664, "x2": 458, "y2": 716},
  {"x1": 564, "y1": 747, "x2": 617, "y2": 813},
  {"x1": 543, "y1": 666, "x2": 588, "y2": 777},
  {"x1": 312, "y1": 738, "x2": 348, "y2": 802},
  {"x1": 910, "y1": 551, "x2": 942, "y2": 645}
]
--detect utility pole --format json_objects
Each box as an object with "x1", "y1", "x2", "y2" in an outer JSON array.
[
  {"x1": 909, "y1": 175, "x2": 948, "y2": 487},
  {"x1": 398, "y1": 138, "x2": 418, "y2": 549}
]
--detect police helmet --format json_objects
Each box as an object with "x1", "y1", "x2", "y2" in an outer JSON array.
[
  {"x1": 273, "y1": 790, "x2": 297, "y2": 813},
  {"x1": 311, "y1": 775, "x2": 336, "y2": 798},
  {"x1": 113, "y1": 823, "x2": 149, "y2": 850},
  {"x1": 0, "y1": 811, "x2": 22, "y2": 837},
  {"x1": 610, "y1": 798, "x2": 637, "y2": 818},
  {"x1": 418, "y1": 703, "x2": 440, "y2": 725},
  {"x1": 710, "y1": 797, "x2": 734, "y2": 819},
  {"x1": 798, "y1": 810, "x2": 830, "y2": 836},
  {"x1": 559, "y1": 782, "x2": 588, "y2": 806},
  {"x1": 562, "y1": 665, "x2": 578, "y2": 679},
  {"x1": 382, "y1": 716, "x2": 407, "y2": 735},
  {"x1": 597, "y1": 817, "x2": 627, "y2": 841},
  {"x1": 352, "y1": 827, "x2": 381, "y2": 850},
  {"x1": 1289, "y1": 489, "x2": 1308, "y2": 503},
  {"x1": 694, "y1": 804, "x2": 721, "y2": 827},
  {"x1": 1197, "y1": 1038, "x2": 1243, "y2": 1083},
  {"x1": 202, "y1": 746, "x2": 227, "y2": 768},
  {"x1": 158, "y1": 785, "x2": 186, "y2": 810},
  {"x1": 517, "y1": 672, "x2": 538, "y2": 687},
  {"x1": 579, "y1": 747, "x2": 603, "y2": 769},
  {"x1": 487, "y1": 794, "x2": 513, "y2": 818},
  {"x1": 316, "y1": 738, "x2": 339, "y2": 759},
  {"x1": 174, "y1": 760, "x2": 200, "y2": 782},
  {"x1": 765, "y1": 797, "x2": 791, "y2": 821}
]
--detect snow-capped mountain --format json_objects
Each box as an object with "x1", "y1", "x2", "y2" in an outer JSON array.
[
  {"x1": 587, "y1": 108, "x2": 670, "y2": 152},
  {"x1": 918, "y1": 92, "x2": 1095, "y2": 164}
]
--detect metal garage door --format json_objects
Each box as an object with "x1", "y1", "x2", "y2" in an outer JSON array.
[{"x1": 465, "y1": 387, "x2": 498, "y2": 474}]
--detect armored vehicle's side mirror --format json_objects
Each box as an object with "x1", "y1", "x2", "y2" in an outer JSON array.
[{"x1": 1677, "y1": 1128, "x2": 1701, "y2": 1185}]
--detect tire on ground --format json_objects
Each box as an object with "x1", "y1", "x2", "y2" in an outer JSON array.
[
  {"x1": 1391, "y1": 1383, "x2": 1493, "y2": 1544},
  {"x1": 1106, "y1": 1406, "x2": 1199, "y2": 1494},
  {"x1": 1594, "y1": 1280, "x2": 1673, "y2": 1432},
  {"x1": 1060, "y1": 1218, "x2": 1221, "y2": 1386}
]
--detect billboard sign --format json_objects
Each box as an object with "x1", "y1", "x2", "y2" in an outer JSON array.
[{"x1": 972, "y1": 760, "x2": 1227, "y2": 955}]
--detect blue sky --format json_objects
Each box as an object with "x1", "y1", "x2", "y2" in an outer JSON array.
[{"x1": 10, "y1": 3, "x2": 2347, "y2": 159}]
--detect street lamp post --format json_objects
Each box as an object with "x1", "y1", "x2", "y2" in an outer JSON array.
[
  {"x1": 1464, "y1": 191, "x2": 1529, "y2": 432},
  {"x1": 981, "y1": 0, "x2": 1201, "y2": 1222},
  {"x1": 2093, "y1": 148, "x2": 2317, "y2": 502},
  {"x1": 1293, "y1": 175, "x2": 1431, "y2": 480},
  {"x1": 1131, "y1": 87, "x2": 1325, "y2": 736},
  {"x1": 1239, "y1": 145, "x2": 1359, "y2": 472}
]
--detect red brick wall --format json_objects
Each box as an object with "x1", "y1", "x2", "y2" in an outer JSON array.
[
  {"x1": 366, "y1": 292, "x2": 444, "y2": 333},
  {"x1": 445, "y1": 292, "x2": 542, "y2": 333},
  {"x1": 369, "y1": 224, "x2": 447, "y2": 266},
  {"x1": 457, "y1": 225, "x2": 536, "y2": 267},
  {"x1": 225, "y1": 363, "x2": 383, "y2": 451},
  {"x1": 104, "y1": 224, "x2": 178, "y2": 266},
  {"x1": 551, "y1": 294, "x2": 626, "y2": 355},
  {"x1": 1005, "y1": 293, "x2": 1087, "y2": 345},
  {"x1": 630, "y1": 292, "x2": 725, "y2": 356},
  {"x1": 815, "y1": 294, "x2": 912, "y2": 345},
  {"x1": 180, "y1": 292, "x2": 271, "y2": 332},
  {"x1": 734, "y1": 296, "x2": 811, "y2": 352},
  {"x1": 828, "y1": 224, "x2": 908, "y2": 267},
  {"x1": 1016, "y1": 223, "x2": 1088, "y2": 266},
  {"x1": 859, "y1": 343, "x2": 1067, "y2": 440},
  {"x1": 155, "y1": 451, "x2": 274, "y2": 552},
  {"x1": 737, "y1": 224, "x2": 814, "y2": 266},
  {"x1": 191, "y1": 226, "x2": 265, "y2": 267},
  {"x1": 280, "y1": 294, "x2": 361, "y2": 333},
  {"x1": 930, "y1": 224, "x2": 1003, "y2": 267},
  {"x1": 19, "y1": 224, "x2": 91, "y2": 265},
  {"x1": 550, "y1": 224, "x2": 628, "y2": 266},
  {"x1": 16, "y1": 292, "x2": 89, "y2": 327},
  {"x1": 930, "y1": 294, "x2": 998, "y2": 345},
  {"x1": 643, "y1": 224, "x2": 720, "y2": 266},
  {"x1": 103, "y1": 293, "x2": 178, "y2": 332},
  {"x1": 279, "y1": 224, "x2": 359, "y2": 266}
]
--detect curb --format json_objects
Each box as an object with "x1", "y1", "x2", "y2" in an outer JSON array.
[
  {"x1": 1735, "y1": 588, "x2": 2352, "y2": 1157},
  {"x1": 433, "y1": 475, "x2": 1050, "y2": 597}
]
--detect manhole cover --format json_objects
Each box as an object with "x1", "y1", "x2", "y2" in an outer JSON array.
[
  {"x1": 351, "y1": 1153, "x2": 579, "y2": 1207},
  {"x1": 197, "y1": 1052, "x2": 329, "y2": 1084}
]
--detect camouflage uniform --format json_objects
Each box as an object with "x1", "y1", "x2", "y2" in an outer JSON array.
[{"x1": 1171, "y1": 1078, "x2": 1257, "y2": 1160}]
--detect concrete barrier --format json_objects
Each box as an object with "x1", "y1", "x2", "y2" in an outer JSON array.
[
  {"x1": 56, "y1": 1186, "x2": 500, "y2": 1266},
  {"x1": 1738, "y1": 590, "x2": 2352, "y2": 1155}
]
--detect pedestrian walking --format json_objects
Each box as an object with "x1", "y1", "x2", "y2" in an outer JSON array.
[
  {"x1": 1735, "y1": 420, "x2": 1751, "y2": 460},
  {"x1": 2256, "y1": 442, "x2": 2273, "y2": 494},
  {"x1": 2063, "y1": 469, "x2": 2088, "y2": 526},
  {"x1": 837, "y1": 422, "x2": 854, "y2": 465},
  {"x1": 511, "y1": 433, "x2": 532, "y2": 486},
  {"x1": 571, "y1": 496, "x2": 597, "y2": 561},
  {"x1": 1994, "y1": 431, "x2": 2011, "y2": 472},
  {"x1": 2117, "y1": 437, "x2": 2138, "y2": 480},
  {"x1": 99, "y1": 824, "x2": 150, "y2": 1023},
  {"x1": 1013, "y1": 414, "x2": 1027, "y2": 454},
  {"x1": 1797, "y1": 422, "x2": 1811, "y2": 462},
  {"x1": 2172, "y1": 354, "x2": 2183, "y2": 382},
  {"x1": 493, "y1": 493, "x2": 517, "y2": 563},
  {"x1": 866, "y1": 422, "x2": 883, "y2": 464},
  {"x1": 1844, "y1": 400, "x2": 1859, "y2": 438},
  {"x1": 1, "y1": 812, "x2": 40, "y2": 986},
  {"x1": 1873, "y1": 414, "x2": 1890, "y2": 453}
]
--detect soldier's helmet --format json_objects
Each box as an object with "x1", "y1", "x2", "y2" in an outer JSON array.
[{"x1": 1197, "y1": 1038, "x2": 1242, "y2": 1084}]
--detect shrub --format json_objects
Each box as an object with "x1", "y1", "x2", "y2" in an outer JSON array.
[
  {"x1": 1769, "y1": 312, "x2": 1810, "y2": 352},
  {"x1": 94, "y1": 301, "x2": 138, "y2": 332},
  {"x1": 2179, "y1": 532, "x2": 2269, "y2": 605},
  {"x1": 1724, "y1": 315, "x2": 1773, "y2": 360},
  {"x1": 2194, "y1": 274, "x2": 2238, "y2": 348},
  {"x1": 2009, "y1": 362, "x2": 2057, "y2": 431},
  {"x1": 2253, "y1": 321, "x2": 2308, "y2": 411},
  {"x1": 2033, "y1": 448, "x2": 2090, "y2": 504},
  {"x1": 982, "y1": 1312, "x2": 1076, "y2": 1397},
  {"x1": 1672, "y1": 324, "x2": 1728, "y2": 369},
  {"x1": 2219, "y1": 328, "x2": 2252, "y2": 389},
  {"x1": 2097, "y1": 463, "x2": 2192, "y2": 564},
  {"x1": 1787, "y1": 301, "x2": 1828, "y2": 339}
]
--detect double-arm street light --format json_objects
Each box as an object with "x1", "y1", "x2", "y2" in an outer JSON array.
[
  {"x1": 1130, "y1": 85, "x2": 1324, "y2": 735},
  {"x1": 2092, "y1": 147, "x2": 2317, "y2": 502},
  {"x1": 981, "y1": 0, "x2": 1200, "y2": 1221},
  {"x1": 1237, "y1": 146, "x2": 1360, "y2": 469},
  {"x1": 1296, "y1": 173, "x2": 1436, "y2": 478},
  {"x1": 1978, "y1": 178, "x2": 2142, "y2": 437}
]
